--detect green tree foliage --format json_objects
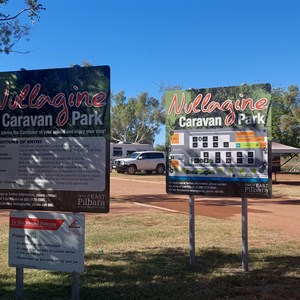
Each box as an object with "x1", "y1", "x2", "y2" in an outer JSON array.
[
  {"x1": 111, "y1": 84, "x2": 299, "y2": 148},
  {"x1": 159, "y1": 82, "x2": 182, "y2": 107},
  {"x1": 70, "y1": 60, "x2": 93, "y2": 67},
  {"x1": 111, "y1": 91, "x2": 164, "y2": 144},
  {"x1": 271, "y1": 85, "x2": 300, "y2": 147},
  {"x1": 0, "y1": 0, "x2": 44, "y2": 54},
  {"x1": 154, "y1": 144, "x2": 167, "y2": 152}
]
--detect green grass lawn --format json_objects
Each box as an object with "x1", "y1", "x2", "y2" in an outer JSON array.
[{"x1": 1, "y1": 203, "x2": 300, "y2": 299}]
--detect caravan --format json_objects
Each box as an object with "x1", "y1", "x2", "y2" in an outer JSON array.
[{"x1": 110, "y1": 142, "x2": 153, "y2": 169}]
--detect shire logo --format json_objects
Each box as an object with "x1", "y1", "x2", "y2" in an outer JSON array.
[
  {"x1": 168, "y1": 93, "x2": 269, "y2": 126},
  {"x1": 69, "y1": 219, "x2": 80, "y2": 229}
]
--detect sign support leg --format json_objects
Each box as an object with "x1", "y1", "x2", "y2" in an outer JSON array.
[
  {"x1": 242, "y1": 197, "x2": 249, "y2": 271},
  {"x1": 189, "y1": 195, "x2": 196, "y2": 266},
  {"x1": 16, "y1": 267, "x2": 24, "y2": 300},
  {"x1": 72, "y1": 272, "x2": 80, "y2": 300}
]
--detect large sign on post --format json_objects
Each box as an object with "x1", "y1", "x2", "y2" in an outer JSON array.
[
  {"x1": 165, "y1": 84, "x2": 272, "y2": 198},
  {"x1": 0, "y1": 66, "x2": 110, "y2": 212}
]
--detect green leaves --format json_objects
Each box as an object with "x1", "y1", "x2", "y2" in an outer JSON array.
[
  {"x1": 111, "y1": 91, "x2": 164, "y2": 144},
  {"x1": 0, "y1": 0, "x2": 45, "y2": 54},
  {"x1": 271, "y1": 85, "x2": 300, "y2": 147}
]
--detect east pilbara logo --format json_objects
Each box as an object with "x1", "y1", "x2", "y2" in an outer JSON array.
[
  {"x1": 77, "y1": 194, "x2": 105, "y2": 207},
  {"x1": 244, "y1": 183, "x2": 269, "y2": 194}
]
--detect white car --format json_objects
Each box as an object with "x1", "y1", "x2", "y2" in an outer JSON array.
[{"x1": 115, "y1": 151, "x2": 166, "y2": 175}]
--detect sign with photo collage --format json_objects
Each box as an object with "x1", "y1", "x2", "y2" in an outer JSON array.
[{"x1": 165, "y1": 84, "x2": 272, "y2": 198}]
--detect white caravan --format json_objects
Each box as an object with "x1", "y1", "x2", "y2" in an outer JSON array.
[{"x1": 110, "y1": 142, "x2": 153, "y2": 169}]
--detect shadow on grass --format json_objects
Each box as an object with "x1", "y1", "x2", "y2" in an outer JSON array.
[
  {"x1": 1, "y1": 248, "x2": 299, "y2": 300},
  {"x1": 81, "y1": 248, "x2": 300, "y2": 299}
]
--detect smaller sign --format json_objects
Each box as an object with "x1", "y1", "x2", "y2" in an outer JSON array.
[{"x1": 9, "y1": 211, "x2": 85, "y2": 273}]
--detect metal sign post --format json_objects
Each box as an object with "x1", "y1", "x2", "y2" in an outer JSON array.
[
  {"x1": 242, "y1": 197, "x2": 249, "y2": 271},
  {"x1": 72, "y1": 272, "x2": 80, "y2": 300},
  {"x1": 16, "y1": 267, "x2": 24, "y2": 300},
  {"x1": 189, "y1": 195, "x2": 196, "y2": 266}
]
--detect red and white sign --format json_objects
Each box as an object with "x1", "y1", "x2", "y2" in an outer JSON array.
[
  {"x1": 9, "y1": 211, "x2": 85, "y2": 273},
  {"x1": 10, "y1": 217, "x2": 65, "y2": 230}
]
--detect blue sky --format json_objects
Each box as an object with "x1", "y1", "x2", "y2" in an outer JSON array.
[{"x1": 1, "y1": 0, "x2": 299, "y2": 145}]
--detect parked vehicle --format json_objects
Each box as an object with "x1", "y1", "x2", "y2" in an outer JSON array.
[
  {"x1": 115, "y1": 151, "x2": 166, "y2": 175},
  {"x1": 110, "y1": 142, "x2": 153, "y2": 169}
]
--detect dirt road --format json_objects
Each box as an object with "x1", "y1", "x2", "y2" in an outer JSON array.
[
  {"x1": 1, "y1": 173, "x2": 299, "y2": 241},
  {"x1": 110, "y1": 173, "x2": 300, "y2": 240}
]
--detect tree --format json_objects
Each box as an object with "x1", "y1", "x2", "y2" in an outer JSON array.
[
  {"x1": 70, "y1": 60, "x2": 93, "y2": 67},
  {"x1": 158, "y1": 82, "x2": 182, "y2": 107},
  {"x1": 112, "y1": 84, "x2": 300, "y2": 147},
  {"x1": 0, "y1": 0, "x2": 44, "y2": 54},
  {"x1": 111, "y1": 91, "x2": 165, "y2": 144},
  {"x1": 154, "y1": 144, "x2": 167, "y2": 152},
  {"x1": 271, "y1": 85, "x2": 300, "y2": 147}
]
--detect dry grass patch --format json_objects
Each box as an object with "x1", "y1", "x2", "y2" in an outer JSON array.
[{"x1": 1, "y1": 211, "x2": 299, "y2": 299}]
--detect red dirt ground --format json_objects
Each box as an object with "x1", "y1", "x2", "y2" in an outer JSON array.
[
  {"x1": 109, "y1": 173, "x2": 300, "y2": 241},
  {"x1": 1, "y1": 173, "x2": 299, "y2": 241}
]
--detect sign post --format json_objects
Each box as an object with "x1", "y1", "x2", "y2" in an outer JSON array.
[
  {"x1": 16, "y1": 267, "x2": 24, "y2": 300},
  {"x1": 9, "y1": 211, "x2": 85, "y2": 298},
  {"x1": 242, "y1": 197, "x2": 249, "y2": 271},
  {"x1": 165, "y1": 84, "x2": 272, "y2": 270},
  {"x1": 72, "y1": 272, "x2": 80, "y2": 300},
  {"x1": 189, "y1": 195, "x2": 196, "y2": 266}
]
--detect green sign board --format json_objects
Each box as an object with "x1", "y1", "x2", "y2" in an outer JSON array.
[
  {"x1": 0, "y1": 66, "x2": 110, "y2": 212},
  {"x1": 165, "y1": 84, "x2": 272, "y2": 198}
]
